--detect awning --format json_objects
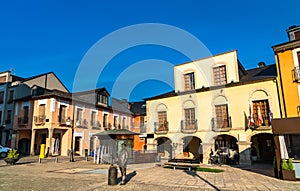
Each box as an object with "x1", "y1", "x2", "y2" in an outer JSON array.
[
  {"x1": 93, "y1": 129, "x2": 140, "y2": 136},
  {"x1": 272, "y1": 117, "x2": 300, "y2": 134},
  {"x1": 279, "y1": 135, "x2": 289, "y2": 159}
]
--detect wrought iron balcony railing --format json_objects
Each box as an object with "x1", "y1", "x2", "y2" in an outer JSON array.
[
  {"x1": 58, "y1": 116, "x2": 68, "y2": 125},
  {"x1": 154, "y1": 121, "x2": 169, "y2": 134},
  {"x1": 34, "y1": 115, "x2": 46, "y2": 125},
  {"x1": 211, "y1": 117, "x2": 232, "y2": 132},
  {"x1": 181, "y1": 119, "x2": 198, "y2": 133},
  {"x1": 17, "y1": 117, "x2": 29, "y2": 125}
]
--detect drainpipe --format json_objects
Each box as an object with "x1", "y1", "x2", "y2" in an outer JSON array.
[
  {"x1": 274, "y1": 78, "x2": 283, "y2": 118},
  {"x1": 275, "y1": 53, "x2": 287, "y2": 118}
]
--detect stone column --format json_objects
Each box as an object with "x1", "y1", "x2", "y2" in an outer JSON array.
[
  {"x1": 201, "y1": 143, "x2": 213, "y2": 164},
  {"x1": 237, "y1": 141, "x2": 252, "y2": 166},
  {"x1": 30, "y1": 130, "x2": 36, "y2": 156},
  {"x1": 47, "y1": 128, "x2": 54, "y2": 156}
]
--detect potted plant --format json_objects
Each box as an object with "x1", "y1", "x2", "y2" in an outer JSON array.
[
  {"x1": 4, "y1": 149, "x2": 20, "y2": 165},
  {"x1": 281, "y1": 158, "x2": 296, "y2": 181}
]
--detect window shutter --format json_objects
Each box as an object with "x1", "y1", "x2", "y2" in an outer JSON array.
[{"x1": 50, "y1": 98, "x2": 56, "y2": 112}]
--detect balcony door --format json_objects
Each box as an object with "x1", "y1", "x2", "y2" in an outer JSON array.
[{"x1": 215, "y1": 104, "x2": 229, "y2": 128}]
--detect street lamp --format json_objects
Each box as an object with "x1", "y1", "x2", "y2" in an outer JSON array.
[{"x1": 66, "y1": 118, "x2": 75, "y2": 162}]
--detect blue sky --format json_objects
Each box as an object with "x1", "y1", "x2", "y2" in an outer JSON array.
[{"x1": 0, "y1": 1, "x2": 299, "y2": 101}]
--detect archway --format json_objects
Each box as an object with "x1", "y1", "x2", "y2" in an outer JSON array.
[
  {"x1": 251, "y1": 133, "x2": 274, "y2": 162},
  {"x1": 18, "y1": 138, "x2": 30, "y2": 155},
  {"x1": 215, "y1": 134, "x2": 238, "y2": 151},
  {"x1": 156, "y1": 137, "x2": 172, "y2": 158},
  {"x1": 182, "y1": 136, "x2": 202, "y2": 163}
]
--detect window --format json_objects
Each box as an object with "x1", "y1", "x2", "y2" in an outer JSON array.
[
  {"x1": 252, "y1": 100, "x2": 270, "y2": 126},
  {"x1": 91, "y1": 111, "x2": 96, "y2": 126},
  {"x1": 285, "y1": 135, "x2": 300, "y2": 160},
  {"x1": 76, "y1": 108, "x2": 83, "y2": 124},
  {"x1": 215, "y1": 104, "x2": 229, "y2": 128},
  {"x1": 113, "y1": 115, "x2": 118, "y2": 128},
  {"x1": 7, "y1": 90, "x2": 14, "y2": 103},
  {"x1": 295, "y1": 31, "x2": 300, "y2": 40},
  {"x1": 184, "y1": 72, "x2": 195, "y2": 90},
  {"x1": 213, "y1": 65, "x2": 227, "y2": 85},
  {"x1": 103, "y1": 113, "x2": 108, "y2": 128},
  {"x1": 158, "y1": 111, "x2": 167, "y2": 129},
  {"x1": 0, "y1": 92, "x2": 4, "y2": 104},
  {"x1": 184, "y1": 108, "x2": 195, "y2": 128},
  {"x1": 23, "y1": 106, "x2": 29, "y2": 124},
  {"x1": 39, "y1": 104, "x2": 46, "y2": 116},
  {"x1": 140, "y1": 116, "x2": 145, "y2": 127},
  {"x1": 6, "y1": 110, "x2": 12, "y2": 124},
  {"x1": 58, "y1": 105, "x2": 67, "y2": 123},
  {"x1": 297, "y1": 52, "x2": 300, "y2": 67},
  {"x1": 97, "y1": 94, "x2": 108, "y2": 105},
  {"x1": 122, "y1": 117, "x2": 126, "y2": 129},
  {"x1": 0, "y1": 110, "x2": 2, "y2": 124}
]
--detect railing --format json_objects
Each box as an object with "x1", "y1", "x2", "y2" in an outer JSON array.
[
  {"x1": 58, "y1": 116, "x2": 67, "y2": 125},
  {"x1": 34, "y1": 115, "x2": 46, "y2": 125},
  {"x1": 181, "y1": 119, "x2": 198, "y2": 133},
  {"x1": 5, "y1": 119, "x2": 11, "y2": 124},
  {"x1": 154, "y1": 121, "x2": 169, "y2": 134},
  {"x1": 248, "y1": 114, "x2": 272, "y2": 130},
  {"x1": 212, "y1": 117, "x2": 232, "y2": 132},
  {"x1": 18, "y1": 117, "x2": 29, "y2": 125},
  {"x1": 292, "y1": 67, "x2": 300, "y2": 82},
  {"x1": 76, "y1": 119, "x2": 88, "y2": 129},
  {"x1": 92, "y1": 121, "x2": 101, "y2": 130}
]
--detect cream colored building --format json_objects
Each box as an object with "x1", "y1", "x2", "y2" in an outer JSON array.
[{"x1": 146, "y1": 50, "x2": 280, "y2": 165}]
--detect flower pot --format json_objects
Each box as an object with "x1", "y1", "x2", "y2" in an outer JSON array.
[
  {"x1": 4, "y1": 158, "x2": 20, "y2": 165},
  {"x1": 282, "y1": 170, "x2": 296, "y2": 181}
]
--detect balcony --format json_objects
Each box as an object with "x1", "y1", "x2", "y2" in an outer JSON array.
[
  {"x1": 58, "y1": 116, "x2": 68, "y2": 126},
  {"x1": 181, "y1": 119, "x2": 198, "y2": 133},
  {"x1": 17, "y1": 117, "x2": 29, "y2": 126},
  {"x1": 212, "y1": 117, "x2": 232, "y2": 132},
  {"x1": 92, "y1": 121, "x2": 101, "y2": 130},
  {"x1": 154, "y1": 122, "x2": 169, "y2": 134},
  {"x1": 34, "y1": 115, "x2": 46, "y2": 125},
  {"x1": 292, "y1": 67, "x2": 300, "y2": 82},
  {"x1": 76, "y1": 119, "x2": 88, "y2": 129},
  {"x1": 5, "y1": 119, "x2": 11, "y2": 124},
  {"x1": 248, "y1": 116, "x2": 271, "y2": 130}
]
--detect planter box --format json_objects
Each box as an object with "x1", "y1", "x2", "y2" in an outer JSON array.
[
  {"x1": 4, "y1": 158, "x2": 20, "y2": 165},
  {"x1": 282, "y1": 170, "x2": 296, "y2": 181}
]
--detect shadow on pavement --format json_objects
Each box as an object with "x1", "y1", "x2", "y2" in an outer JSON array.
[
  {"x1": 184, "y1": 170, "x2": 221, "y2": 191},
  {"x1": 116, "y1": 170, "x2": 137, "y2": 185},
  {"x1": 233, "y1": 162, "x2": 275, "y2": 178}
]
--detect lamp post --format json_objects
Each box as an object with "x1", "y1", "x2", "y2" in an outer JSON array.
[{"x1": 66, "y1": 118, "x2": 75, "y2": 162}]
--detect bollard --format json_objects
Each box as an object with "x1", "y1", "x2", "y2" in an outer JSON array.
[
  {"x1": 108, "y1": 164, "x2": 117, "y2": 185},
  {"x1": 38, "y1": 158, "x2": 41, "y2": 163},
  {"x1": 55, "y1": 157, "x2": 58, "y2": 163}
]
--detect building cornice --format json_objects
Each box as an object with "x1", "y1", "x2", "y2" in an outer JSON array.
[{"x1": 272, "y1": 39, "x2": 300, "y2": 53}]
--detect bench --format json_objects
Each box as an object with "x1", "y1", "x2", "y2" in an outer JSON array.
[{"x1": 164, "y1": 162, "x2": 200, "y2": 171}]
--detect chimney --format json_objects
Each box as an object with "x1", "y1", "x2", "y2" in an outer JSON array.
[{"x1": 258, "y1": 62, "x2": 266, "y2": 68}]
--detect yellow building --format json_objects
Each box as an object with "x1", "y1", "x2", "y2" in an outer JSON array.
[
  {"x1": 272, "y1": 25, "x2": 300, "y2": 180},
  {"x1": 146, "y1": 50, "x2": 280, "y2": 165}
]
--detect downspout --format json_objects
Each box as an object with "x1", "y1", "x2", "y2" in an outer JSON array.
[
  {"x1": 275, "y1": 53, "x2": 287, "y2": 118},
  {"x1": 275, "y1": 78, "x2": 283, "y2": 118}
]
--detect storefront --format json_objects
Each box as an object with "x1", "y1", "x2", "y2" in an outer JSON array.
[{"x1": 272, "y1": 117, "x2": 300, "y2": 180}]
